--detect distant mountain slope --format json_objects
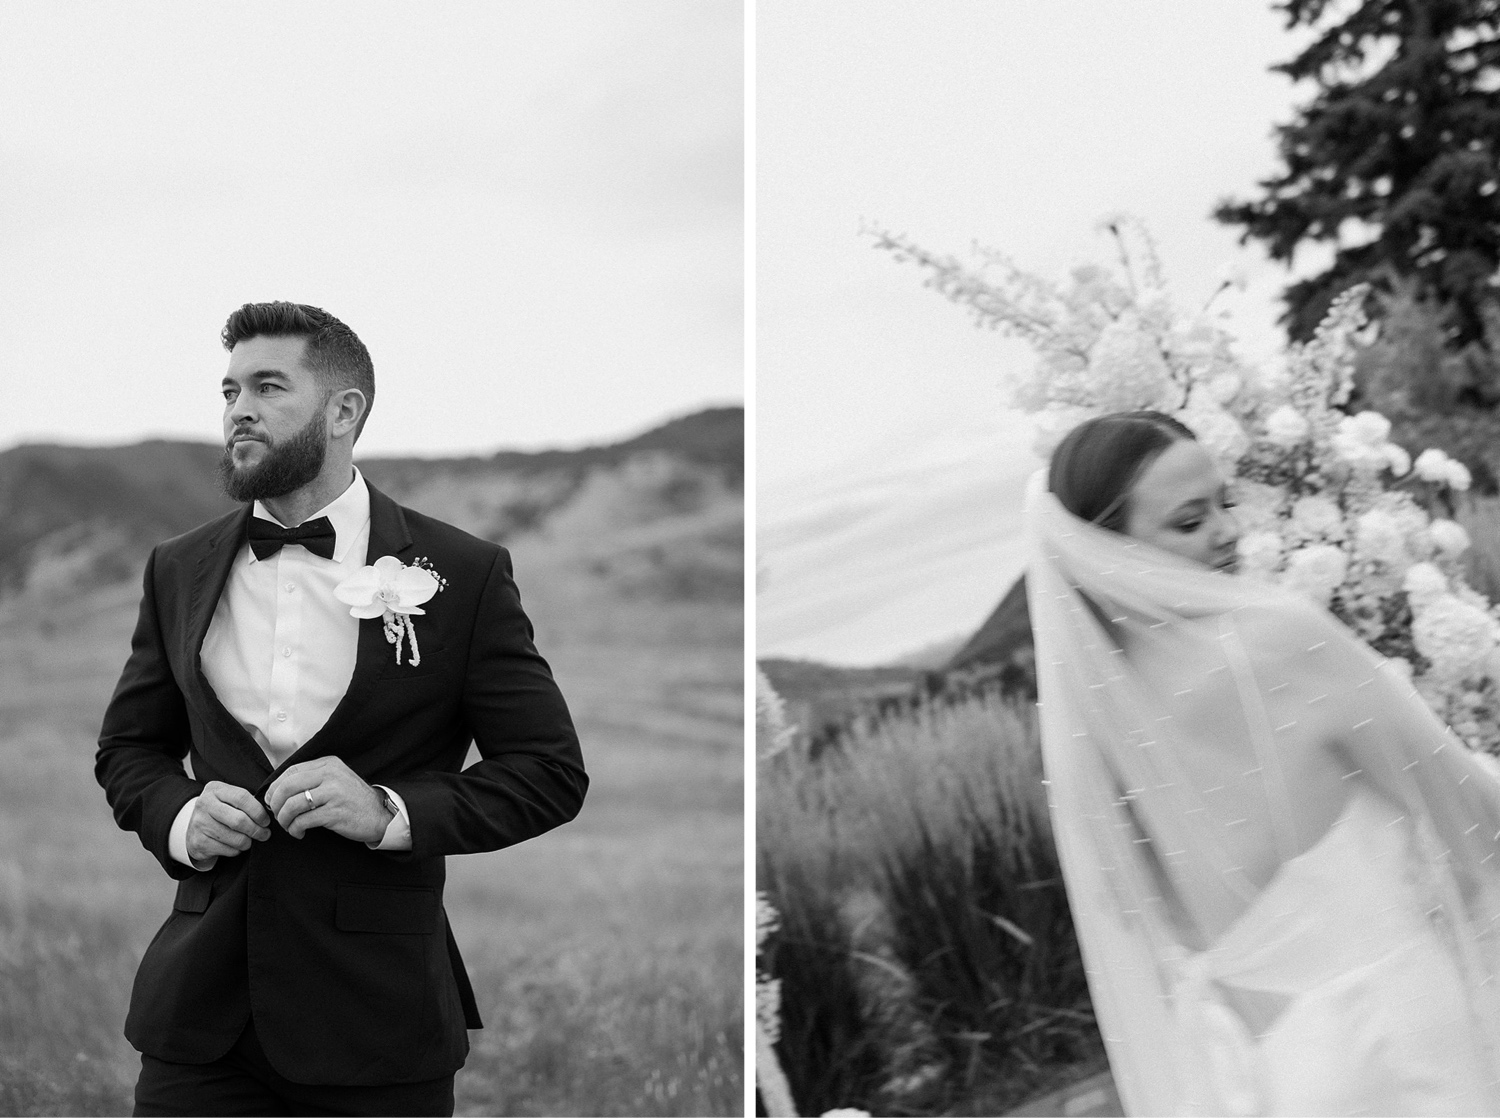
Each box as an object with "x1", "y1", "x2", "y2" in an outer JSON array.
[
  {"x1": 948, "y1": 575, "x2": 1030, "y2": 671},
  {"x1": 0, "y1": 441, "x2": 234, "y2": 595},
  {"x1": 0, "y1": 406, "x2": 741, "y2": 605},
  {"x1": 757, "y1": 656, "x2": 928, "y2": 748}
]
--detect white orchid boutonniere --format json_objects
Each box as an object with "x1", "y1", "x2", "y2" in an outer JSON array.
[{"x1": 334, "y1": 555, "x2": 445, "y2": 666}]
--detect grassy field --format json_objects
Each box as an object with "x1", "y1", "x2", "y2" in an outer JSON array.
[
  {"x1": 0, "y1": 568, "x2": 742, "y2": 1117},
  {"x1": 757, "y1": 691, "x2": 1100, "y2": 1118}
]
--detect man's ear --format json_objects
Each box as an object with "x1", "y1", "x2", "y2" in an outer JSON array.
[{"x1": 329, "y1": 388, "x2": 367, "y2": 441}]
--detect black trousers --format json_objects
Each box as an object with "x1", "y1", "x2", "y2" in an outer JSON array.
[{"x1": 132, "y1": 1017, "x2": 456, "y2": 1117}]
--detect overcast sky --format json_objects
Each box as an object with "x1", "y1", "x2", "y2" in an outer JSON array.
[
  {"x1": 758, "y1": 0, "x2": 1320, "y2": 491},
  {"x1": 1, "y1": 1, "x2": 741, "y2": 457},
  {"x1": 755, "y1": 1, "x2": 1341, "y2": 663}
]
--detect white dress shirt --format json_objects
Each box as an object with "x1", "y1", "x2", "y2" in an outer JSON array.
[{"x1": 168, "y1": 468, "x2": 410, "y2": 868}]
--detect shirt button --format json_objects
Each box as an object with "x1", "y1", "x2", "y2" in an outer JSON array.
[
  {"x1": 275, "y1": 710, "x2": 287, "y2": 722},
  {"x1": 282, "y1": 647, "x2": 292, "y2": 658},
  {"x1": 284, "y1": 582, "x2": 295, "y2": 593}
]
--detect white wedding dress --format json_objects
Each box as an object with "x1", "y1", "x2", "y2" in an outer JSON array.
[
  {"x1": 1172, "y1": 785, "x2": 1491, "y2": 1115},
  {"x1": 1025, "y1": 472, "x2": 1500, "y2": 1116}
]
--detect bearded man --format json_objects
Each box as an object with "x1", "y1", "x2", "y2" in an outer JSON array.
[{"x1": 95, "y1": 301, "x2": 587, "y2": 1116}]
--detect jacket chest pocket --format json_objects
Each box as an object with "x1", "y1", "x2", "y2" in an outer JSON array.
[
  {"x1": 375, "y1": 643, "x2": 453, "y2": 682},
  {"x1": 335, "y1": 883, "x2": 438, "y2": 935}
]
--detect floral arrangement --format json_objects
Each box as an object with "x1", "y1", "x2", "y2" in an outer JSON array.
[{"x1": 873, "y1": 216, "x2": 1500, "y2": 754}]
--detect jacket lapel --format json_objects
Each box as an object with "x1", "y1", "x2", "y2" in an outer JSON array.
[{"x1": 186, "y1": 504, "x2": 276, "y2": 777}]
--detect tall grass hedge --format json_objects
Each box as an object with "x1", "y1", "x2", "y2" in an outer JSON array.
[{"x1": 757, "y1": 692, "x2": 1102, "y2": 1116}]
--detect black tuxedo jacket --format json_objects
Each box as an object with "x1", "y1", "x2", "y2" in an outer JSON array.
[{"x1": 95, "y1": 482, "x2": 587, "y2": 1086}]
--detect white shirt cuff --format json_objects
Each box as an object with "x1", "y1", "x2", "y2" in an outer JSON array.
[
  {"x1": 369, "y1": 785, "x2": 413, "y2": 851},
  {"x1": 168, "y1": 797, "x2": 218, "y2": 871}
]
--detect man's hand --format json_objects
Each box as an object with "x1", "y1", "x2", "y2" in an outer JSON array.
[
  {"x1": 187, "y1": 781, "x2": 273, "y2": 864},
  {"x1": 265, "y1": 757, "x2": 392, "y2": 844}
]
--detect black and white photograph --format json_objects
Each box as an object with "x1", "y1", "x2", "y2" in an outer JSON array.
[
  {"x1": 0, "y1": 3, "x2": 742, "y2": 1116},
  {"x1": 756, "y1": 1, "x2": 1500, "y2": 1116},
  {"x1": 16, "y1": 0, "x2": 1500, "y2": 1116}
]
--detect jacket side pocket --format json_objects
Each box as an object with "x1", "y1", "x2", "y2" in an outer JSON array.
[
  {"x1": 335, "y1": 883, "x2": 438, "y2": 935},
  {"x1": 172, "y1": 871, "x2": 214, "y2": 913}
]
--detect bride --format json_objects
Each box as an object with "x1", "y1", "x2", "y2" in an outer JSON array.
[{"x1": 1027, "y1": 410, "x2": 1500, "y2": 1116}]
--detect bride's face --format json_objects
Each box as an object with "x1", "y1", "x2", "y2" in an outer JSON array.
[{"x1": 1123, "y1": 439, "x2": 1240, "y2": 572}]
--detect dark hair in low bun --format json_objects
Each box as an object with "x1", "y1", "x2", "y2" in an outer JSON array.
[{"x1": 1048, "y1": 410, "x2": 1197, "y2": 532}]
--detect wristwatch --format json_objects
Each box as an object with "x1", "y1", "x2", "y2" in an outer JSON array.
[{"x1": 378, "y1": 788, "x2": 401, "y2": 827}]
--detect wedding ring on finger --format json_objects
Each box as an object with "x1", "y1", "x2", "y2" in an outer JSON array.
[{"x1": 305, "y1": 790, "x2": 316, "y2": 808}]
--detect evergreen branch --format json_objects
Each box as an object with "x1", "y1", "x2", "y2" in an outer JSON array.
[{"x1": 1217, "y1": 0, "x2": 1500, "y2": 344}]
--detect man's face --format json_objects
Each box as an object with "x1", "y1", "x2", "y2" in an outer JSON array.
[{"x1": 217, "y1": 335, "x2": 331, "y2": 503}]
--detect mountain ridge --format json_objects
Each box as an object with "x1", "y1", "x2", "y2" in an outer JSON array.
[{"x1": 0, "y1": 406, "x2": 742, "y2": 606}]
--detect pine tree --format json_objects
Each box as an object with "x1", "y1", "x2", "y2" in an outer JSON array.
[{"x1": 1216, "y1": 0, "x2": 1500, "y2": 356}]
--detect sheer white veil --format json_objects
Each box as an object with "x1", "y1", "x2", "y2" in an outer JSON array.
[{"x1": 1024, "y1": 468, "x2": 1500, "y2": 1115}]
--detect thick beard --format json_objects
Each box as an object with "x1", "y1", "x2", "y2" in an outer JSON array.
[{"x1": 217, "y1": 409, "x2": 329, "y2": 503}]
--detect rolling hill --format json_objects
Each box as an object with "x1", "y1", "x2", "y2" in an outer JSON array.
[{"x1": 0, "y1": 406, "x2": 743, "y2": 610}]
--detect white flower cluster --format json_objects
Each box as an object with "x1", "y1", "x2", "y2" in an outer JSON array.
[
  {"x1": 1415, "y1": 448, "x2": 1474, "y2": 491},
  {"x1": 999, "y1": 220, "x2": 1260, "y2": 465},
  {"x1": 756, "y1": 890, "x2": 783, "y2": 1044},
  {"x1": 757, "y1": 669, "x2": 797, "y2": 759},
  {"x1": 974, "y1": 219, "x2": 1500, "y2": 753},
  {"x1": 1330, "y1": 412, "x2": 1411, "y2": 477}
]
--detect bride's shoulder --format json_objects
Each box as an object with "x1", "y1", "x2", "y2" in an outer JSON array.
[
  {"x1": 1220, "y1": 596, "x2": 1385, "y2": 729},
  {"x1": 1221, "y1": 591, "x2": 1354, "y2": 665}
]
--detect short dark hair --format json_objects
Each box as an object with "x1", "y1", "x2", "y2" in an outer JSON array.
[
  {"x1": 221, "y1": 302, "x2": 375, "y2": 441},
  {"x1": 1048, "y1": 410, "x2": 1197, "y2": 532}
]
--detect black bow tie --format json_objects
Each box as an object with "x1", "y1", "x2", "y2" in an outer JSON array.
[{"x1": 248, "y1": 515, "x2": 337, "y2": 561}]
